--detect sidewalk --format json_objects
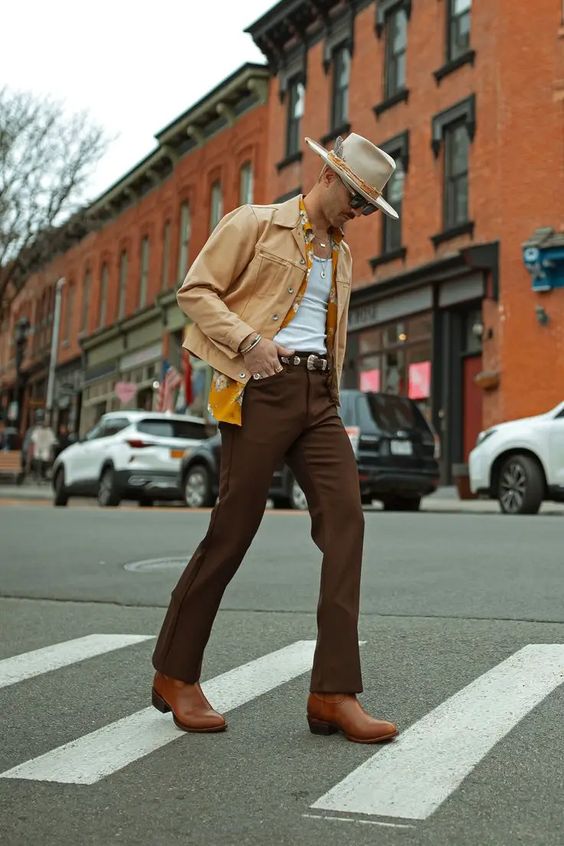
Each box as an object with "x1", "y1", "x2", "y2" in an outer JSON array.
[{"x1": 0, "y1": 481, "x2": 562, "y2": 514}]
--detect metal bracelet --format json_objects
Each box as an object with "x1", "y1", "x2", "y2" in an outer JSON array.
[{"x1": 240, "y1": 333, "x2": 262, "y2": 355}]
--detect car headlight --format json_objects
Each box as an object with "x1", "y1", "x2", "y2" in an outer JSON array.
[{"x1": 475, "y1": 428, "x2": 497, "y2": 448}]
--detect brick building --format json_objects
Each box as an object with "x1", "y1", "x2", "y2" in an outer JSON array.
[
  {"x1": 247, "y1": 0, "x2": 564, "y2": 479},
  {"x1": 1, "y1": 0, "x2": 563, "y2": 483},
  {"x1": 0, "y1": 64, "x2": 269, "y2": 435}
]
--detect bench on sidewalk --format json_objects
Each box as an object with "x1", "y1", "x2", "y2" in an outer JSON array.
[{"x1": 0, "y1": 450, "x2": 24, "y2": 484}]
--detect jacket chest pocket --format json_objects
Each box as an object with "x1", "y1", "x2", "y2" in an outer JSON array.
[{"x1": 253, "y1": 250, "x2": 303, "y2": 299}]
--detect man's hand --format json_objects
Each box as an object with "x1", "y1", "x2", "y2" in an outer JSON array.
[{"x1": 241, "y1": 337, "x2": 295, "y2": 380}]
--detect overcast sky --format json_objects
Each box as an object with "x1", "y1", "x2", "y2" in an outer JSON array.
[{"x1": 1, "y1": 0, "x2": 273, "y2": 200}]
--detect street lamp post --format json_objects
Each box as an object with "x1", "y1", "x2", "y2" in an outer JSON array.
[
  {"x1": 14, "y1": 316, "x2": 31, "y2": 433},
  {"x1": 46, "y1": 277, "x2": 65, "y2": 428}
]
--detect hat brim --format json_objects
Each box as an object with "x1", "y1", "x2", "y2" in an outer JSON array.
[{"x1": 305, "y1": 136, "x2": 399, "y2": 220}]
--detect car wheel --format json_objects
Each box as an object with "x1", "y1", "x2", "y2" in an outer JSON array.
[
  {"x1": 498, "y1": 454, "x2": 543, "y2": 515},
  {"x1": 139, "y1": 499, "x2": 154, "y2": 507},
  {"x1": 289, "y1": 478, "x2": 308, "y2": 511},
  {"x1": 382, "y1": 495, "x2": 421, "y2": 512},
  {"x1": 98, "y1": 467, "x2": 121, "y2": 507},
  {"x1": 272, "y1": 497, "x2": 291, "y2": 509},
  {"x1": 53, "y1": 468, "x2": 69, "y2": 507},
  {"x1": 361, "y1": 493, "x2": 373, "y2": 506},
  {"x1": 184, "y1": 465, "x2": 214, "y2": 508}
]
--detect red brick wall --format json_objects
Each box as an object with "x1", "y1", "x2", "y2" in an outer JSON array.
[
  {"x1": 263, "y1": 0, "x2": 564, "y2": 426},
  {"x1": 1, "y1": 101, "x2": 268, "y2": 392}
]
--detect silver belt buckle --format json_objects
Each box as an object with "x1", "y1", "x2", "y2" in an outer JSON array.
[
  {"x1": 307, "y1": 354, "x2": 317, "y2": 370},
  {"x1": 293, "y1": 355, "x2": 302, "y2": 365}
]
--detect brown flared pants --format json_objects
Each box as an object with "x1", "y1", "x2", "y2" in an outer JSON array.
[{"x1": 152, "y1": 361, "x2": 364, "y2": 692}]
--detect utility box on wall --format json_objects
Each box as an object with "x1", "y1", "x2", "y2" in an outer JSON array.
[{"x1": 522, "y1": 228, "x2": 564, "y2": 292}]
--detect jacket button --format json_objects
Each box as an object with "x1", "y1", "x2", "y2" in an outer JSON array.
[
  {"x1": 288, "y1": 287, "x2": 294, "y2": 294},
  {"x1": 300, "y1": 258, "x2": 305, "y2": 265},
  {"x1": 239, "y1": 372, "x2": 246, "y2": 378},
  {"x1": 272, "y1": 314, "x2": 279, "y2": 321}
]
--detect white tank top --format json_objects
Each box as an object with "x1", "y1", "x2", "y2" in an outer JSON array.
[{"x1": 273, "y1": 255, "x2": 331, "y2": 353}]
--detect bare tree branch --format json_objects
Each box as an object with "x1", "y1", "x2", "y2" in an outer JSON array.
[{"x1": 0, "y1": 87, "x2": 108, "y2": 308}]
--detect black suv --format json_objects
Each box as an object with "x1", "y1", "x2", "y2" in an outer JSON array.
[{"x1": 179, "y1": 390, "x2": 439, "y2": 511}]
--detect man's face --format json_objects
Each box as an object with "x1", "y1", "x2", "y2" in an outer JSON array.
[{"x1": 322, "y1": 170, "x2": 377, "y2": 229}]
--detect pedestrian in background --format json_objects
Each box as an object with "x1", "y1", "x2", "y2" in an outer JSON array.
[
  {"x1": 152, "y1": 133, "x2": 401, "y2": 744},
  {"x1": 30, "y1": 418, "x2": 56, "y2": 482}
]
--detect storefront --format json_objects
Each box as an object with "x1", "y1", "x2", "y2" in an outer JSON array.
[{"x1": 344, "y1": 243, "x2": 498, "y2": 482}]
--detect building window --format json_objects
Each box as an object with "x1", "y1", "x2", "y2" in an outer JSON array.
[
  {"x1": 161, "y1": 221, "x2": 171, "y2": 289},
  {"x1": 139, "y1": 236, "x2": 150, "y2": 308},
  {"x1": 118, "y1": 250, "x2": 128, "y2": 319},
  {"x1": 239, "y1": 162, "x2": 254, "y2": 205},
  {"x1": 382, "y1": 160, "x2": 405, "y2": 254},
  {"x1": 286, "y1": 77, "x2": 305, "y2": 156},
  {"x1": 444, "y1": 122, "x2": 469, "y2": 228},
  {"x1": 177, "y1": 202, "x2": 191, "y2": 283},
  {"x1": 448, "y1": 0, "x2": 471, "y2": 61},
  {"x1": 384, "y1": 6, "x2": 407, "y2": 98},
  {"x1": 331, "y1": 45, "x2": 350, "y2": 129},
  {"x1": 63, "y1": 283, "x2": 74, "y2": 342},
  {"x1": 81, "y1": 269, "x2": 91, "y2": 333},
  {"x1": 209, "y1": 181, "x2": 223, "y2": 233},
  {"x1": 99, "y1": 263, "x2": 108, "y2": 328}
]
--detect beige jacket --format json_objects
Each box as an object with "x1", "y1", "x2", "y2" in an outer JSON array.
[{"x1": 177, "y1": 195, "x2": 353, "y2": 403}]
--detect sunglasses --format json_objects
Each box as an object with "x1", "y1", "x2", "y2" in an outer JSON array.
[{"x1": 340, "y1": 177, "x2": 379, "y2": 216}]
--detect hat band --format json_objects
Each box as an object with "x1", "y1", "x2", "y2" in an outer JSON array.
[{"x1": 327, "y1": 151, "x2": 382, "y2": 200}]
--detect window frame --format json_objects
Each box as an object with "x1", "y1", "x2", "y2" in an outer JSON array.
[
  {"x1": 443, "y1": 119, "x2": 470, "y2": 229},
  {"x1": 331, "y1": 43, "x2": 351, "y2": 130},
  {"x1": 177, "y1": 202, "x2": 191, "y2": 284},
  {"x1": 209, "y1": 181, "x2": 223, "y2": 234},
  {"x1": 447, "y1": 0, "x2": 472, "y2": 62},
  {"x1": 239, "y1": 161, "x2": 254, "y2": 205},
  {"x1": 81, "y1": 269, "x2": 91, "y2": 334},
  {"x1": 161, "y1": 220, "x2": 171, "y2": 289},
  {"x1": 286, "y1": 76, "x2": 305, "y2": 157},
  {"x1": 139, "y1": 235, "x2": 150, "y2": 309},
  {"x1": 384, "y1": 5, "x2": 408, "y2": 99},
  {"x1": 98, "y1": 263, "x2": 109, "y2": 328},
  {"x1": 379, "y1": 131, "x2": 409, "y2": 259}
]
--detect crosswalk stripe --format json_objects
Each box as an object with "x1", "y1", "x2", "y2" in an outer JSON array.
[
  {"x1": 311, "y1": 644, "x2": 564, "y2": 820},
  {"x1": 0, "y1": 639, "x2": 317, "y2": 784},
  {"x1": 0, "y1": 634, "x2": 154, "y2": 690}
]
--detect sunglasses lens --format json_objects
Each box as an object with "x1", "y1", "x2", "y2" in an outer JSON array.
[
  {"x1": 349, "y1": 194, "x2": 365, "y2": 209},
  {"x1": 362, "y1": 204, "x2": 378, "y2": 216}
]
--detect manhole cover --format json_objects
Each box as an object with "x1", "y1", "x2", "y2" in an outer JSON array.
[{"x1": 124, "y1": 557, "x2": 187, "y2": 573}]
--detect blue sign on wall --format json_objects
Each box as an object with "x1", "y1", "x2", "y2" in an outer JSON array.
[{"x1": 522, "y1": 229, "x2": 564, "y2": 292}]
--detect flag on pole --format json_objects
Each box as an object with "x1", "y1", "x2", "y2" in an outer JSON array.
[
  {"x1": 157, "y1": 361, "x2": 182, "y2": 412},
  {"x1": 183, "y1": 350, "x2": 193, "y2": 407}
]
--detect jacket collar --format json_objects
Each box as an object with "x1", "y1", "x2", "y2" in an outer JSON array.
[{"x1": 273, "y1": 195, "x2": 301, "y2": 228}]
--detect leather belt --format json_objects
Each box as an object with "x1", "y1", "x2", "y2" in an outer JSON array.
[{"x1": 279, "y1": 354, "x2": 330, "y2": 372}]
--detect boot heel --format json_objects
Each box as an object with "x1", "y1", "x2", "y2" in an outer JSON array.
[
  {"x1": 308, "y1": 717, "x2": 338, "y2": 736},
  {"x1": 152, "y1": 688, "x2": 171, "y2": 713}
]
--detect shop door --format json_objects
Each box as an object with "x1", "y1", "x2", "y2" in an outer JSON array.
[{"x1": 462, "y1": 354, "x2": 483, "y2": 460}]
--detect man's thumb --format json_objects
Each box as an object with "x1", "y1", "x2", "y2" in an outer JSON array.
[{"x1": 274, "y1": 343, "x2": 295, "y2": 356}]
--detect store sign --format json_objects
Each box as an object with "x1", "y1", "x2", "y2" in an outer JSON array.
[
  {"x1": 349, "y1": 303, "x2": 381, "y2": 332},
  {"x1": 115, "y1": 381, "x2": 137, "y2": 404},
  {"x1": 360, "y1": 369, "x2": 381, "y2": 392},
  {"x1": 408, "y1": 361, "x2": 431, "y2": 400},
  {"x1": 120, "y1": 342, "x2": 162, "y2": 372}
]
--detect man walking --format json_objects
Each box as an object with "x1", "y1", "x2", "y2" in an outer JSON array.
[{"x1": 152, "y1": 134, "x2": 400, "y2": 743}]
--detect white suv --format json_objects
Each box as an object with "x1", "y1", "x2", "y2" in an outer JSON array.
[
  {"x1": 469, "y1": 402, "x2": 564, "y2": 514},
  {"x1": 52, "y1": 411, "x2": 210, "y2": 507}
]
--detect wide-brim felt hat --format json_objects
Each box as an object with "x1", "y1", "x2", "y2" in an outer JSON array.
[{"x1": 305, "y1": 132, "x2": 399, "y2": 219}]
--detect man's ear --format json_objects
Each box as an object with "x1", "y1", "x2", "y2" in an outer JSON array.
[{"x1": 322, "y1": 166, "x2": 337, "y2": 186}]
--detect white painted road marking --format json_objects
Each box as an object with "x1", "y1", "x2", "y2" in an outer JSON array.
[
  {"x1": 312, "y1": 644, "x2": 564, "y2": 820},
  {"x1": 0, "y1": 639, "x2": 318, "y2": 784},
  {"x1": 0, "y1": 634, "x2": 153, "y2": 690}
]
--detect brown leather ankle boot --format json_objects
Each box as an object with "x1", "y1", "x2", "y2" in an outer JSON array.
[
  {"x1": 152, "y1": 671, "x2": 227, "y2": 732},
  {"x1": 307, "y1": 693, "x2": 398, "y2": 744}
]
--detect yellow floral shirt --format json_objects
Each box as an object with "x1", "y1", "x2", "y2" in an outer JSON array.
[{"x1": 208, "y1": 196, "x2": 342, "y2": 425}]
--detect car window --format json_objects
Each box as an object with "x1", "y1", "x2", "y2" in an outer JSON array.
[
  {"x1": 555, "y1": 409, "x2": 564, "y2": 420},
  {"x1": 359, "y1": 393, "x2": 430, "y2": 435},
  {"x1": 84, "y1": 423, "x2": 104, "y2": 441},
  {"x1": 102, "y1": 418, "x2": 130, "y2": 437},
  {"x1": 136, "y1": 419, "x2": 208, "y2": 439}
]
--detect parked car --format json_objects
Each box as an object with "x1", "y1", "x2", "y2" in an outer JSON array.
[
  {"x1": 469, "y1": 402, "x2": 564, "y2": 514},
  {"x1": 51, "y1": 411, "x2": 210, "y2": 507},
  {"x1": 179, "y1": 390, "x2": 440, "y2": 511}
]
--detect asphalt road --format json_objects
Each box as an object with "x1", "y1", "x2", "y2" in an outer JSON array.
[{"x1": 0, "y1": 502, "x2": 563, "y2": 846}]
